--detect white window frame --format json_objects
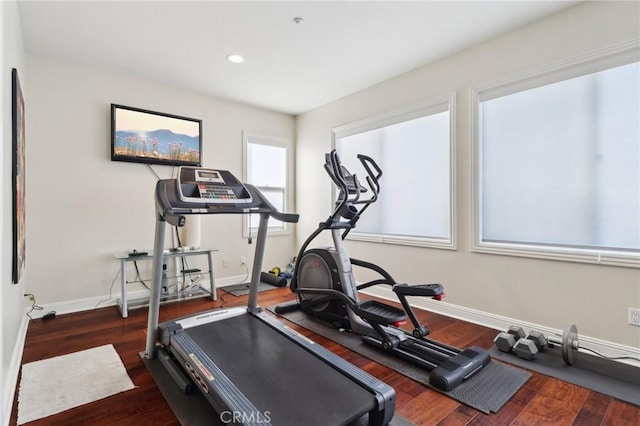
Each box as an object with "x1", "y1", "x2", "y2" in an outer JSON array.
[
  {"x1": 242, "y1": 132, "x2": 293, "y2": 237},
  {"x1": 332, "y1": 94, "x2": 457, "y2": 250},
  {"x1": 470, "y1": 40, "x2": 640, "y2": 268}
]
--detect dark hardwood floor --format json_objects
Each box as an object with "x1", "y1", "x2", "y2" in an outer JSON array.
[{"x1": 10, "y1": 287, "x2": 639, "y2": 425}]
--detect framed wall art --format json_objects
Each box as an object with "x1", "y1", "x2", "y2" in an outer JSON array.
[{"x1": 12, "y1": 68, "x2": 26, "y2": 284}]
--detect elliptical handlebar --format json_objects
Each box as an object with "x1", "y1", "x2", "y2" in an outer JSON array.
[
  {"x1": 325, "y1": 150, "x2": 382, "y2": 205},
  {"x1": 324, "y1": 152, "x2": 345, "y2": 193},
  {"x1": 320, "y1": 149, "x2": 384, "y2": 232},
  {"x1": 357, "y1": 153, "x2": 382, "y2": 193}
]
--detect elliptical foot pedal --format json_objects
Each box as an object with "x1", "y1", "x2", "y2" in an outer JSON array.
[
  {"x1": 356, "y1": 300, "x2": 406, "y2": 326},
  {"x1": 393, "y1": 283, "x2": 444, "y2": 297}
]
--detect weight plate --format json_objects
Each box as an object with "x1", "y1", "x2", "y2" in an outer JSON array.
[{"x1": 562, "y1": 323, "x2": 578, "y2": 365}]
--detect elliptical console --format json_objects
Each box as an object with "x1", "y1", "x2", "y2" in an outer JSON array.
[{"x1": 276, "y1": 150, "x2": 490, "y2": 391}]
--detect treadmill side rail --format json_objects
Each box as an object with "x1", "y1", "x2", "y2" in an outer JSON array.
[
  {"x1": 175, "y1": 307, "x2": 246, "y2": 329},
  {"x1": 171, "y1": 332, "x2": 272, "y2": 426}
]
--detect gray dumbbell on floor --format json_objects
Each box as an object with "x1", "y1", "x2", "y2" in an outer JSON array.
[
  {"x1": 494, "y1": 325, "x2": 540, "y2": 360},
  {"x1": 493, "y1": 325, "x2": 525, "y2": 352},
  {"x1": 493, "y1": 323, "x2": 580, "y2": 365}
]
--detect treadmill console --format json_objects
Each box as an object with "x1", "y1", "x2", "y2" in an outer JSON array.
[{"x1": 177, "y1": 166, "x2": 252, "y2": 204}]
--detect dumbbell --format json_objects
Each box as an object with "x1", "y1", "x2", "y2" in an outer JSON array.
[
  {"x1": 513, "y1": 333, "x2": 542, "y2": 360},
  {"x1": 269, "y1": 267, "x2": 293, "y2": 279},
  {"x1": 493, "y1": 325, "x2": 526, "y2": 353},
  {"x1": 494, "y1": 323, "x2": 580, "y2": 365},
  {"x1": 494, "y1": 325, "x2": 542, "y2": 360},
  {"x1": 516, "y1": 324, "x2": 580, "y2": 365}
]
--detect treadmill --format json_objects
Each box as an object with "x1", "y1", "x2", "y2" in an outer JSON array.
[{"x1": 144, "y1": 167, "x2": 395, "y2": 426}]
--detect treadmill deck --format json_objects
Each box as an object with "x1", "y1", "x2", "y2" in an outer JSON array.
[{"x1": 174, "y1": 312, "x2": 377, "y2": 425}]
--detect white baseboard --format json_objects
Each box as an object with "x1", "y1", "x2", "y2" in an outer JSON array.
[
  {"x1": 2, "y1": 312, "x2": 30, "y2": 426},
  {"x1": 24, "y1": 275, "x2": 248, "y2": 320},
  {"x1": 364, "y1": 286, "x2": 640, "y2": 368}
]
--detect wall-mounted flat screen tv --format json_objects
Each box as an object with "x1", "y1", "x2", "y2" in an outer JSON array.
[{"x1": 111, "y1": 104, "x2": 202, "y2": 167}]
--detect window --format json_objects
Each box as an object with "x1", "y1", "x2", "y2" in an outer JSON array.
[
  {"x1": 334, "y1": 95, "x2": 455, "y2": 249},
  {"x1": 472, "y1": 41, "x2": 639, "y2": 267},
  {"x1": 243, "y1": 133, "x2": 291, "y2": 236}
]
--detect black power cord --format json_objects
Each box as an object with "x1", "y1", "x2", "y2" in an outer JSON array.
[{"x1": 24, "y1": 293, "x2": 55, "y2": 320}]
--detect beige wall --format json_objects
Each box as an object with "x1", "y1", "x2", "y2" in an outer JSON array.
[
  {"x1": 295, "y1": 1, "x2": 640, "y2": 348},
  {"x1": 24, "y1": 55, "x2": 297, "y2": 306}
]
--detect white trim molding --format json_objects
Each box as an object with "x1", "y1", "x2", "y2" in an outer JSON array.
[
  {"x1": 23, "y1": 274, "x2": 246, "y2": 320},
  {"x1": 2, "y1": 313, "x2": 29, "y2": 426}
]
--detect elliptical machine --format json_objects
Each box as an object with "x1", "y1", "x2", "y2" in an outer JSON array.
[{"x1": 276, "y1": 150, "x2": 490, "y2": 391}]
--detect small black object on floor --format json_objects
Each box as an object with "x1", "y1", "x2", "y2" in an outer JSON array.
[{"x1": 221, "y1": 281, "x2": 280, "y2": 297}]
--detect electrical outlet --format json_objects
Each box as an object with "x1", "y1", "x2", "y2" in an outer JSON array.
[
  {"x1": 629, "y1": 308, "x2": 640, "y2": 326},
  {"x1": 222, "y1": 258, "x2": 229, "y2": 268},
  {"x1": 240, "y1": 256, "x2": 246, "y2": 265}
]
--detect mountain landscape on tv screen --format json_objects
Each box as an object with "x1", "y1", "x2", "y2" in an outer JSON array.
[{"x1": 114, "y1": 129, "x2": 199, "y2": 162}]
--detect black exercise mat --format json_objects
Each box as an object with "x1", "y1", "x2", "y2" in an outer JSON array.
[
  {"x1": 141, "y1": 352, "x2": 222, "y2": 426},
  {"x1": 490, "y1": 346, "x2": 640, "y2": 406},
  {"x1": 142, "y1": 352, "x2": 415, "y2": 425},
  {"x1": 221, "y1": 281, "x2": 279, "y2": 296},
  {"x1": 267, "y1": 306, "x2": 530, "y2": 414}
]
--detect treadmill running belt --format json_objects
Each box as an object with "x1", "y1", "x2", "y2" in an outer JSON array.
[{"x1": 184, "y1": 313, "x2": 376, "y2": 425}]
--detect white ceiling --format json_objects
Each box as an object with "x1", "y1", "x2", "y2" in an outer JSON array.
[{"x1": 18, "y1": 1, "x2": 580, "y2": 115}]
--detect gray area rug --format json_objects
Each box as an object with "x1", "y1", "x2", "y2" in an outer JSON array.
[
  {"x1": 267, "y1": 306, "x2": 530, "y2": 414},
  {"x1": 490, "y1": 347, "x2": 640, "y2": 406}
]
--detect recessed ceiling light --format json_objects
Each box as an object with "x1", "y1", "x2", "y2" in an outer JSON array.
[
  {"x1": 292, "y1": 17, "x2": 304, "y2": 25},
  {"x1": 227, "y1": 54, "x2": 244, "y2": 64}
]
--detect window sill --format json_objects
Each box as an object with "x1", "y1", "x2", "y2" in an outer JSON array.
[
  {"x1": 346, "y1": 232, "x2": 455, "y2": 250},
  {"x1": 472, "y1": 241, "x2": 640, "y2": 268}
]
